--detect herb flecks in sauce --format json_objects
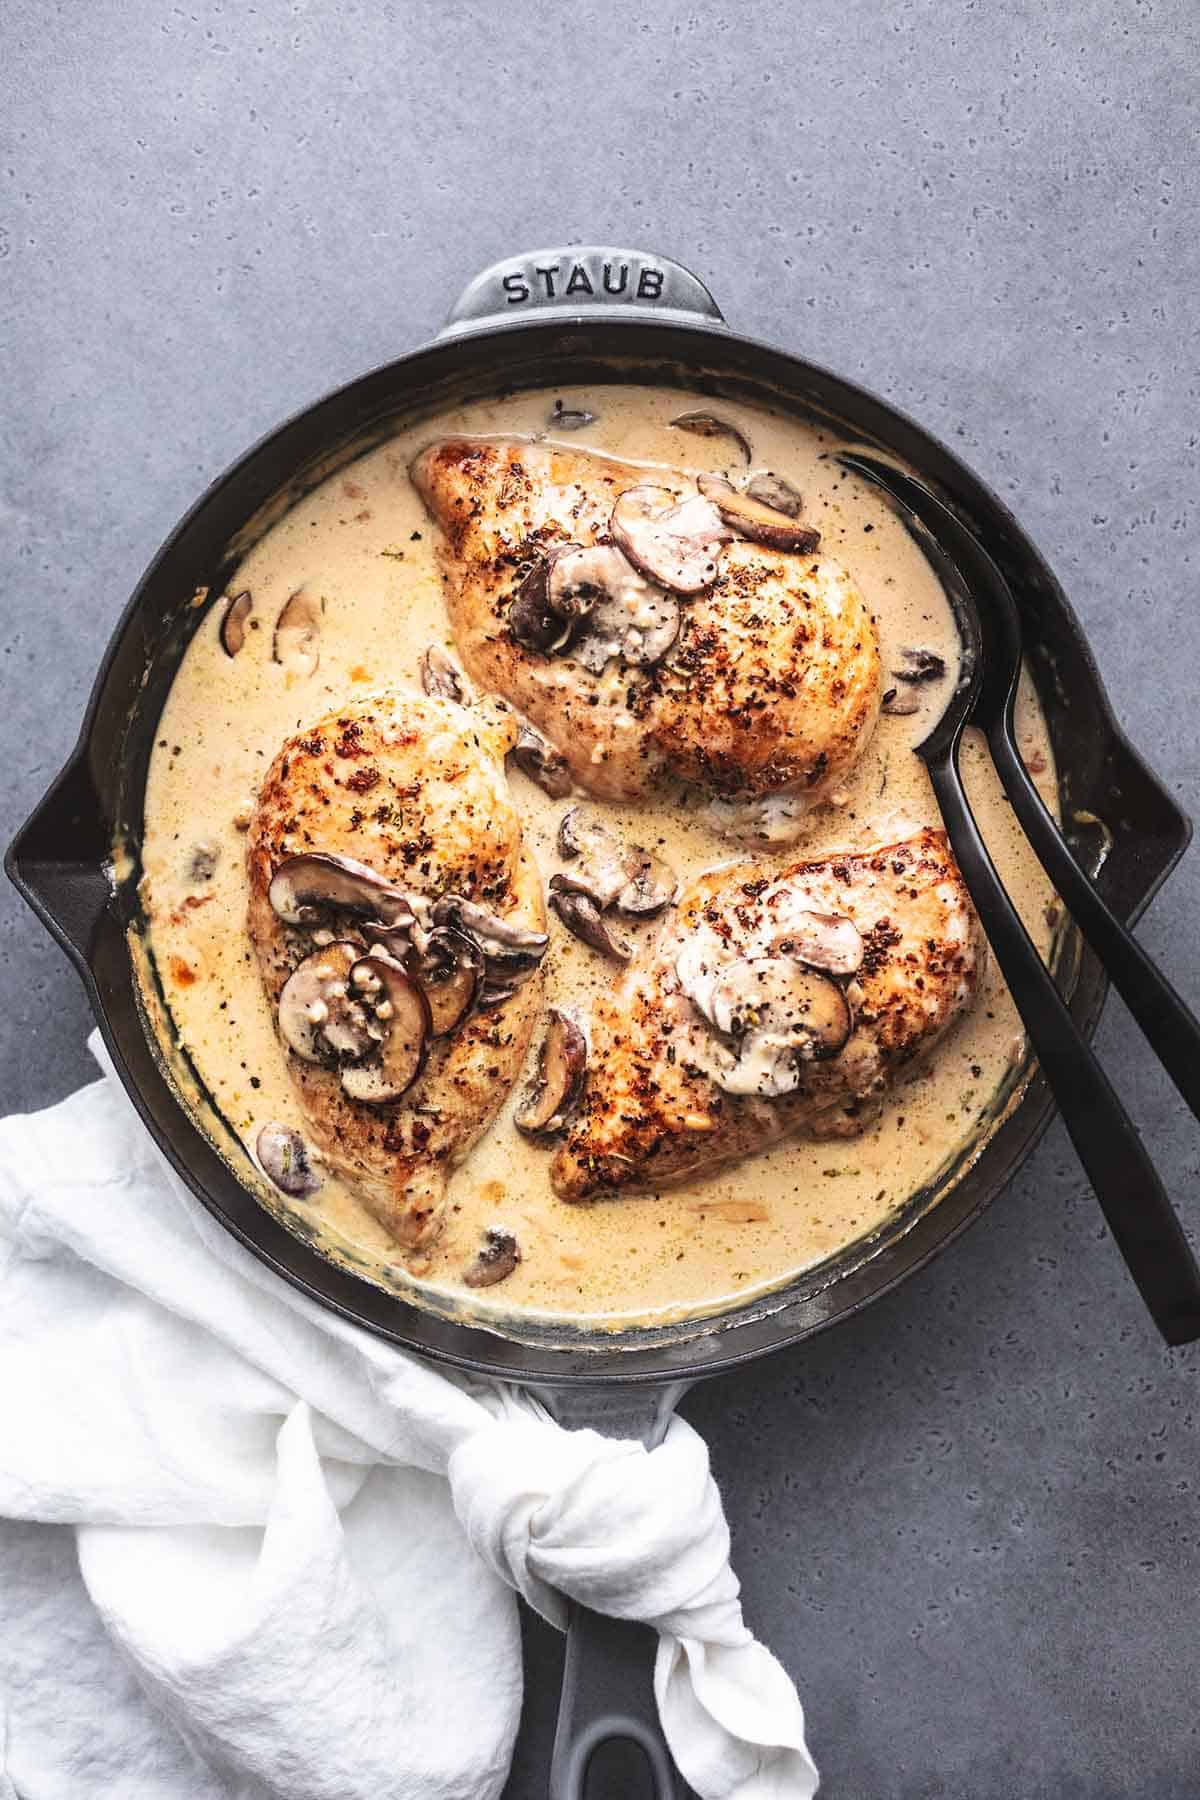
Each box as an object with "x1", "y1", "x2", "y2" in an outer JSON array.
[{"x1": 140, "y1": 385, "x2": 1059, "y2": 1328}]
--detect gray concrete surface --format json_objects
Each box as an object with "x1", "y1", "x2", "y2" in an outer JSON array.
[{"x1": 3, "y1": 2, "x2": 1199, "y2": 1794}]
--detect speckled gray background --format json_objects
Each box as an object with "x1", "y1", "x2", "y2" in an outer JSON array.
[{"x1": 3, "y1": 2, "x2": 1199, "y2": 1795}]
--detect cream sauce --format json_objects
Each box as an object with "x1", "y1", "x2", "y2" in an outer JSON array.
[{"x1": 138, "y1": 385, "x2": 1060, "y2": 1329}]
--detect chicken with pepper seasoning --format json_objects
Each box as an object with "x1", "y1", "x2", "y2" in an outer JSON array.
[
  {"x1": 552, "y1": 828, "x2": 984, "y2": 1201},
  {"x1": 246, "y1": 690, "x2": 548, "y2": 1249},
  {"x1": 411, "y1": 437, "x2": 882, "y2": 844}
]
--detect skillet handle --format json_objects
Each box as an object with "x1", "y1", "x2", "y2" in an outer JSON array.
[
  {"x1": 549, "y1": 1607, "x2": 679, "y2": 1800},
  {"x1": 439, "y1": 245, "x2": 726, "y2": 336},
  {"x1": 536, "y1": 1382, "x2": 691, "y2": 1800}
]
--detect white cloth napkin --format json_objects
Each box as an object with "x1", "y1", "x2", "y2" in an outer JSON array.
[{"x1": 0, "y1": 1037, "x2": 818, "y2": 1800}]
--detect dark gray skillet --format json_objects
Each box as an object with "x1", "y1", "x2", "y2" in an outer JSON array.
[{"x1": 7, "y1": 247, "x2": 1191, "y2": 1798}]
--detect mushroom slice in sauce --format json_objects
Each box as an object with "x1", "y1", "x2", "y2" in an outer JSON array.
[
  {"x1": 419, "y1": 644, "x2": 471, "y2": 704},
  {"x1": 476, "y1": 977, "x2": 520, "y2": 1011},
  {"x1": 711, "y1": 956, "x2": 852, "y2": 1076},
  {"x1": 256, "y1": 1123, "x2": 322, "y2": 1197},
  {"x1": 220, "y1": 590, "x2": 253, "y2": 657},
  {"x1": 268, "y1": 852, "x2": 417, "y2": 929},
  {"x1": 678, "y1": 946, "x2": 853, "y2": 1098},
  {"x1": 509, "y1": 540, "x2": 623, "y2": 655},
  {"x1": 614, "y1": 847, "x2": 679, "y2": 916},
  {"x1": 510, "y1": 722, "x2": 572, "y2": 798},
  {"x1": 697, "y1": 475, "x2": 821, "y2": 553},
  {"x1": 272, "y1": 586, "x2": 322, "y2": 676},
  {"x1": 548, "y1": 884, "x2": 633, "y2": 961},
  {"x1": 463, "y1": 1227, "x2": 521, "y2": 1288},
  {"x1": 572, "y1": 565, "x2": 681, "y2": 675},
  {"x1": 881, "y1": 685, "x2": 920, "y2": 717},
  {"x1": 339, "y1": 952, "x2": 430, "y2": 1104},
  {"x1": 556, "y1": 808, "x2": 677, "y2": 914},
  {"x1": 277, "y1": 941, "x2": 373, "y2": 1063},
  {"x1": 772, "y1": 909, "x2": 864, "y2": 977},
  {"x1": 892, "y1": 647, "x2": 947, "y2": 684},
  {"x1": 407, "y1": 926, "x2": 482, "y2": 1035},
  {"x1": 745, "y1": 471, "x2": 804, "y2": 518},
  {"x1": 668, "y1": 411, "x2": 753, "y2": 466},
  {"x1": 508, "y1": 553, "x2": 574, "y2": 654},
  {"x1": 187, "y1": 840, "x2": 220, "y2": 884},
  {"x1": 549, "y1": 398, "x2": 596, "y2": 430},
  {"x1": 610, "y1": 485, "x2": 731, "y2": 595},
  {"x1": 515, "y1": 1009, "x2": 588, "y2": 1136},
  {"x1": 430, "y1": 895, "x2": 549, "y2": 980},
  {"x1": 548, "y1": 543, "x2": 631, "y2": 627}
]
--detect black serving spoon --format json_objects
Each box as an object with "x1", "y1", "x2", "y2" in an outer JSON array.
[{"x1": 839, "y1": 451, "x2": 1200, "y2": 1345}]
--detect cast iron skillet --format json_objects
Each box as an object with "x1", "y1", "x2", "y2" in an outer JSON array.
[{"x1": 7, "y1": 247, "x2": 1190, "y2": 1797}]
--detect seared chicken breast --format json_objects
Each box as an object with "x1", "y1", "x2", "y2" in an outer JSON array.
[
  {"x1": 411, "y1": 437, "x2": 882, "y2": 842},
  {"x1": 552, "y1": 828, "x2": 984, "y2": 1200},
  {"x1": 247, "y1": 691, "x2": 547, "y2": 1249}
]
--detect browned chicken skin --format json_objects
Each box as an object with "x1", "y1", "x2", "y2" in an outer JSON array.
[
  {"x1": 552, "y1": 828, "x2": 984, "y2": 1201},
  {"x1": 411, "y1": 437, "x2": 882, "y2": 841},
  {"x1": 247, "y1": 691, "x2": 545, "y2": 1249}
]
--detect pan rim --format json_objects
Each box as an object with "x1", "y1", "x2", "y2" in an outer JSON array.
[{"x1": 7, "y1": 313, "x2": 1189, "y2": 1386}]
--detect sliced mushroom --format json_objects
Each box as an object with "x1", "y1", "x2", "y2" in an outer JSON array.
[
  {"x1": 549, "y1": 399, "x2": 596, "y2": 430},
  {"x1": 679, "y1": 947, "x2": 853, "y2": 1097},
  {"x1": 510, "y1": 723, "x2": 573, "y2": 798},
  {"x1": 463, "y1": 1227, "x2": 522, "y2": 1288},
  {"x1": 256, "y1": 1123, "x2": 322, "y2": 1197},
  {"x1": 339, "y1": 952, "x2": 430, "y2": 1104},
  {"x1": 407, "y1": 926, "x2": 482, "y2": 1035},
  {"x1": 548, "y1": 544, "x2": 631, "y2": 627},
  {"x1": 548, "y1": 884, "x2": 633, "y2": 961},
  {"x1": 772, "y1": 910, "x2": 864, "y2": 977},
  {"x1": 515, "y1": 1010, "x2": 588, "y2": 1136},
  {"x1": 476, "y1": 977, "x2": 520, "y2": 1011},
  {"x1": 615, "y1": 846, "x2": 679, "y2": 915},
  {"x1": 508, "y1": 553, "x2": 572, "y2": 654},
  {"x1": 745, "y1": 472, "x2": 804, "y2": 518},
  {"x1": 572, "y1": 563, "x2": 680, "y2": 674},
  {"x1": 556, "y1": 809, "x2": 677, "y2": 915},
  {"x1": 610, "y1": 485, "x2": 731, "y2": 594},
  {"x1": 881, "y1": 686, "x2": 920, "y2": 717},
  {"x1": 420, "y1": 644, "x2": 471, "y2": 705},
  {"x1": 272, "y1": 587, "x2": 322, "y2": 676},
  {"x1": 708, "y1": 956, "x2": 848, "y2": 1049},
  {"x1": 431, "y1": 895, "x2": 549, "y2": 975},
  {"x1": 697, "y1": 475, "x2": 821, "y2": 553},
  {"x1": 893, "y1": 647, "x2": 947, "y2": 684},
  {"x1": 277, "y1": 942, "x2": 373, "y2": 1063},
  {"x1": 268, "y1": 853, "x2": 416, "y2": 930},
  {"x1": 220, "y1": 590, "x2": 253, "y2": 657},
  {"x1": 187, "y1": 841, "x2": 220, "y2": 884},
  {"x1": 556, "y1": 806, "x2": 604, "y2": 863},
  {"x1": 711, "y1": 956, "x2": 852, "y2": 1090},
  {"x1": 669, "y1": 411, "x2": 753, "y2": 466}
]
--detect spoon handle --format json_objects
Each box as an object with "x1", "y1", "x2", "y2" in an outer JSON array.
[
  {"x1": 988, "y1": 718, "x2": 1200, "y2": 1125},
  {"x1": 926, "y1": 750, "x2": 1200, "y2": 1345}
]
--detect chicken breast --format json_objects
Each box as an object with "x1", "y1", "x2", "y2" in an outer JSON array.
[
  {"x1": 247, "y1": 691, "x2": 546, "y2": 1250},
  {"x1": 411, "y1": 437, "x2": 881, "y2": 842},
  {"x1": 552, "y1": 828, "x2": 984, "y2": 1201}
]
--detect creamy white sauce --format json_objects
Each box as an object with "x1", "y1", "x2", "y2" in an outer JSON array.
[{"x1": 138, "y1": 385, "x2": 1060, "y2": 1329}]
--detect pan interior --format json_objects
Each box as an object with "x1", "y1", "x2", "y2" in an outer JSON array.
[{"x1": 108, "y1": 330, "x2": 1107, "y2": 1361}]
